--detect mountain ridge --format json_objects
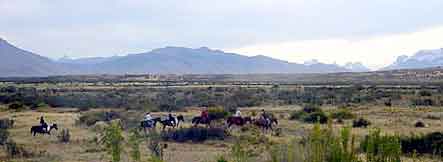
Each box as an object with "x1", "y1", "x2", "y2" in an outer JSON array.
[{"x1": 1, "y1": 38, "x2": 367, "y2": 76}]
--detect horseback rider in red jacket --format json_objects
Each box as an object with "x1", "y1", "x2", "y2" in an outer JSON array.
[{"x1": 201, "y1": 109, "x2": 209, "y2": 122}]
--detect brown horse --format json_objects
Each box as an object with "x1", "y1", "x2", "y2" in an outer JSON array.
[
  {"x1": 253, "y1": 117, "x2": 278, "y2": 132},
  {"x1": 192, "y1": 116, "x2": 213, "y2": 127},
  {"x1": 226, "y1": 116, "x2": 252, "y2": 128}
]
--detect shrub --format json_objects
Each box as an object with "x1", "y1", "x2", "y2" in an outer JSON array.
[
  {"x1": 78, "y1": 111, "x2": 121, "y2": 126},
  {"x1": 289, "y1": 111, "x2": 308, "y2": 120},
  {"x1": 414, "y1": 121, "x2": 426, "y2": 128},
  {"x1": 279, "y1": 123, "x2": 359, "y2": 162},
  {"x1": 0, "y1": 128, "x2": 9, "y2": 145},
  {"x1": 208, "y1": 107, "x2": 230, "y2": 120},
  {"x1": 400, "y1": 132, "x2": 442, "y2": 156},
  {"x1": 216, "y1": 156, "x2": 228, "y2": 162},
  {"x1": 146, "y1": 130, "x2": 166, "y2": 160},
  {"x1": 360, "y1": 128, "x2": 401, "y2": 162},
  {"x1": 161, "y1": 127, "x2": 226, "y2": 142},
  {"x1": 352, "y1": 118, "x2": 371, "y2": 128},
  {"x1": 303, "y1": 111, "x2": 329, "y2": 124},
  {"x1": 331, "y1": 109, "x2": 355, "y2": 120},
  {"x1": 5, "y1": 140, "x2": 33, "y2": 158},
  {"x1": 0, "y1": 118, "x2": 14, "y2": 129},
  {"x1": 100, "y1": 121, "x2": 124, "y2": 162},
  {"x1": 8, "y1": 102, "x2": 25, "y2": 111},
  {"x1": 128, "y1": 129, "x2": 143, "y2": 162},
  {"x1": 302, "y1": 104, "x2": 322, "y2": 113},
  {"x1": 58, "y1": 128, "x2": 70, "y2": 143}
]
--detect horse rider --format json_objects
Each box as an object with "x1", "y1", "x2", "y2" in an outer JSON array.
[
  {"x1": 143, "y1": 112, "x2": 153, "y2": 126},
  {"x1": 260, "y1": 109, "x2": 270, "y2": 125},
  {"x1": 40, "y1": 116, "x2": 48, "y2": 132},
  {"x1": 201, "y1": 108, "x2": 209, "y2": 122},
  {"x1": 233, "y1": 109, "x2": 242, "y2": 118},
  {"x1": 167, "y1": 113, "x2": 176, "y2": 126}
]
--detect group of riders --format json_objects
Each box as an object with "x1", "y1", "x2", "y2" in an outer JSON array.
[{"x1": 141, "y1": 108, "x2": 274, "y2": 128}]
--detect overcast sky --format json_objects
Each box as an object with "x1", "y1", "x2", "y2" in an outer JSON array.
[{"x1": 1, "y1": 0, "x2": 443, "y2": 69}]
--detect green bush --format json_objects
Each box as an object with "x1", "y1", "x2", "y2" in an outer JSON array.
[
  {"x1": 303, "y1": 104, "x2": 322, "y2": 113},
  {"x1": 331, "y1": 109, "x2": 355, "y2": 120},
  {"x1": 289, "y1": 111, "x2": 308, "y2": 120},
  {"x1": 8, "y1": 102, "x2": 25, "y2": 111},
  {"x1": 0, "y1": 118, "x2": 14, "y2": 129},
  {"x1": 400, "y1": 132, "x2": 442, "y2": 156},
  {"x1": 208, "y1": 107, "x2": 230, "y2": 120},
  {"x1": 352, "y1": 118, "x2": 371, "y2": 128},
  {"x1": 78, "y1": 111, "x2": 120, "y2": 126},
  {"x1": 161, "y1": 127, "x2": 226, "y2": 142},
  {"x1": 303, "y1": 111, "x2": 329, "y2": 124},
  {"x1": 100, "y1": 121, "x2": 124, "y2": 162},
  {"x1": 0, "y1": 128, "x2": 9, "y2": 145},
  {"x1": 360, "y1": 128, "x2": 401, "y2": 162}
]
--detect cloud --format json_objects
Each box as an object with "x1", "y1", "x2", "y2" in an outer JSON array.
[
  {"x1": 230, "y1": 26, "x2": 443, "y2": 70},
  {"x1": 1, "y1": 0, "x2": 443, "y2": 68}
]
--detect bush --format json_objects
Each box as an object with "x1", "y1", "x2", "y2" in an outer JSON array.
[
  {"x1": 100, "y1": 121, "x2": 124, "y2": 162},
  {"x1": 5, "y1": 140, "x2": 33, "y2": 158},
  {"x1": 208, "y1": 107, "x2": 230, "y2": 120},
  {"x1": 302, "y1": 104, "x2": 322, "y2": 113},
  {"x1": 289, "y1": 110, "x2": 308, "y2": 120},
  {"x1": 303, "y1": 111, "x2": 329, "y2": 124},
  {"x1": 161, "y1": 127, "x2": 226, "y2": 142},
  {"x1": 0, "y1": 128, "x2": 9, "y2": 145},
  {"x1": 78, "y1": 111, "x2": 121, "y2": 126},
  {"x1": 352, "y1": 118, "x2": 371, "y2": 128},
  {"x1": 58, "y1": 129, "x2": 70, "y2": 143},
  {"x1": 400, "y1": 132, "x2": 442, "y2": 156},
  {"x1": 414, "y1": 121, "x2": 426, "y2": 128},
  {"x1": 0, "y1": 118, "x2": 14, "y2": 129},
  {"x1": 360, "y1": 128, "x2": 401, "y2": 162},
  {"x1": 331, "y1": 109, "x2": 355, "y2": 120},
  {"x1": 8, "y1": 102, "x2": 25, "y2": 111}
]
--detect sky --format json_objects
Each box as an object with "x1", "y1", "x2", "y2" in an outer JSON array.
[{"x1": 1, "y1": 0, "x2": 443, "y2": 70}]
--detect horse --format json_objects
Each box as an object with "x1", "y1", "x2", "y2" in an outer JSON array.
[
  {"x1": 30, "y1": 123, "x2": 58, "y2": 136},
  {"x1": 253, "y1": 117, "x2": 278, "y2": 132},
  {"x1": 140, "y1": 117, "x2": 162, "y2": 133},
  {"x1": 226, "y1": 116, "x2": 252, "y2": 128},
  {"x1": 191, "y1": 116, "x2": 213, "y2": 127},
  {"x1": 158, "y1": 115, "x2": 185, "y2": 130}
]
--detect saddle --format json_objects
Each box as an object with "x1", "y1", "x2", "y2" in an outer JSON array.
[{"x1": 142, "y1": 120, "x2": 154, "y2": 127}]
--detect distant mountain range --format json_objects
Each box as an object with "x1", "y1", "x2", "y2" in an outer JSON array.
[
  {"x1": 0, "y1": 38, "x2": 369, "y2": 77},
  {"x1": 6, "y1": 37, "x2": 443, "y2": 77},
  {"x1": 385, "y1": 49, "x2": 443, "y2": 70}
]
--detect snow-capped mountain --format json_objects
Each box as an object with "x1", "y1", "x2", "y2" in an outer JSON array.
[{"x1": 385, "y1": 48, "x2": 443, "y2": 70}]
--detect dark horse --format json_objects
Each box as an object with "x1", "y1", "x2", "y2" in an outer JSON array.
[
  {"x1": 226, "y1": 116, "x2": 252, "y2": 128},
  {"x1": 140, "y1": 117, "x2": 162, "y2": 133},
  {"x1": 253, "y1": 117, "x2": 278, "y2": 132},
  {"x1": 30, "y1": 123, "x2": 58, "y2": 136},
  {"x1": 192, "y1": 116, "x2": 213, "y2": 127},
  {"x1": 158, "y1": 115, "x2": 185, "y2": 130}
]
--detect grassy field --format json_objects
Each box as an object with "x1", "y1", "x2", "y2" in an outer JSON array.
[{"x1": 0, "y1": 105, "x2": 441, "y2": 162}]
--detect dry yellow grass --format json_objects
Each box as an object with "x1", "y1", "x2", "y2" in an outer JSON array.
[{"x1": 0, "y1": 105, "x2": 441, "y2": 162}]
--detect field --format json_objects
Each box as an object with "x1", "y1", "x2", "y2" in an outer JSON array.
[{"x1": 0, "y1": 75, "x2": 442, "y2": 162}]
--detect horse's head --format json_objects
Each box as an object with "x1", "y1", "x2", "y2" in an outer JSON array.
[
  {"x1": 271, "y1": 118, "x2": 278, "y2": 125},
  {"x1": 50, "y1": 123, "x2": 58, "y2": 130}
]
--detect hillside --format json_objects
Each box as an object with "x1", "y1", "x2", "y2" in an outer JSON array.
[{"x1": 0, "y1": 38, "x2": 67, "y2": 77}]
